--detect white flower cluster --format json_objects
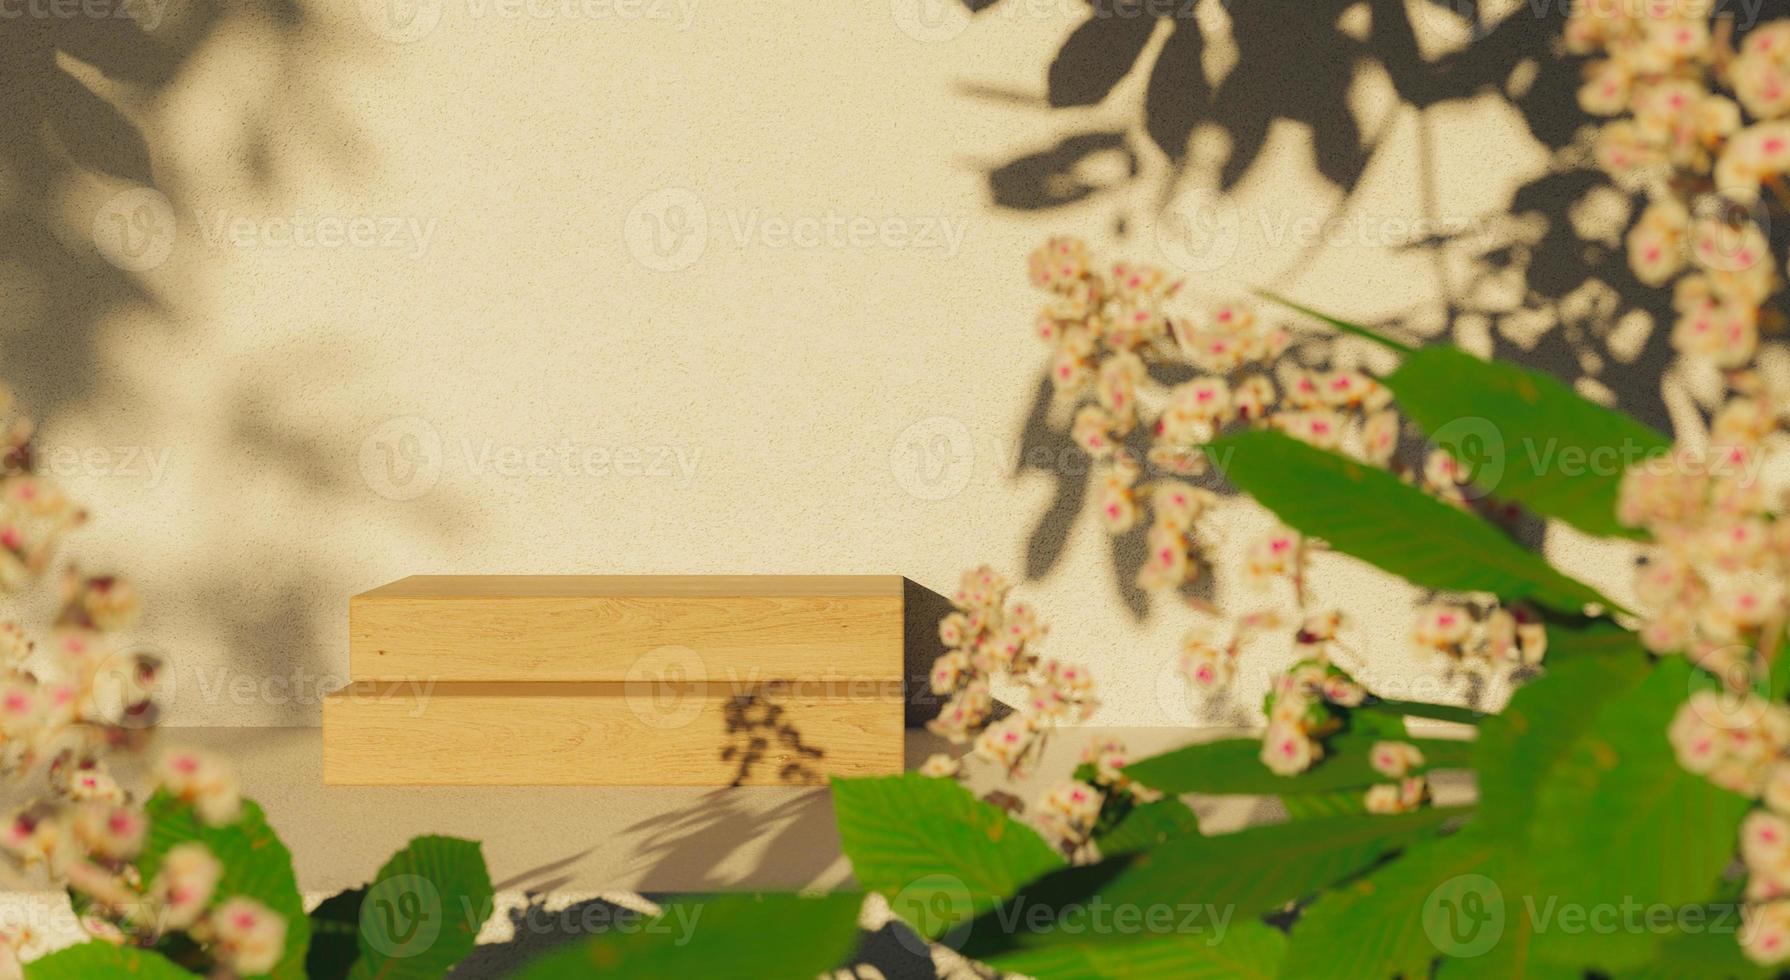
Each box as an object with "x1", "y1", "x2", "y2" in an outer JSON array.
[
  {"x1": 1027, "y1": 238, "x2": 1392, "y2": 593},
  {"x1": 926, "y1": 566, "x2": 1096, "y2": 779},
  {"x1": 1620, "y1": 385, "x2": 1788, "y2": 674},
  {"x1": 1570, "y1": 4, "x2": 1790, "y2": 367},
  {"x1": 1409, "y1": 601, "x2": 1548, "y2": 677},
  {"x1": 1364, "y1": 740, "x2": 1430, "y2": 815},
  {"x1": 1260, "y1": 653, "x2": 1366, "y2": 777},
  {"x1": 1036, "y1": 739, "x2": 1165, "y2": 857}
]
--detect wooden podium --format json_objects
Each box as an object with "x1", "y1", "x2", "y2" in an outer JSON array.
[{"x1": 322, "y1": 576, "x2": 906, "y2": 786}]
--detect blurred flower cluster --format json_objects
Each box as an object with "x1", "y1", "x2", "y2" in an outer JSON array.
[
  {"x1": 1027, "y1": 237, "x2": 1393, "y2": 594},
  {"x1": 1571, "y1": 5, "x2": 1790, "y2": 368},
  {"x1": 1364, "y1": 740, "x2": 1430, "y2": 815},
  {"x1": 0, "y1": 390, "x2": 284, "y2": 977},
  {"x1": 1409, "y1": 601, "x2": 1548, "y2": 679},
  {"x1": 926, "y1": 566, "x2": 1096, "y2": 776}
]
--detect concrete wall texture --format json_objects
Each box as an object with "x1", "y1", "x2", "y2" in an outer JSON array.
[{"x1": 5, "y1": 0, "x2": 1664, "y2": 727}]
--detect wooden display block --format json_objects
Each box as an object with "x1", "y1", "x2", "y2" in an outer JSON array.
[
  {"x1": 325, "y1": 575, "x2": 907, "y2": 786},
  {"x1": 349, "y1": 575, "x2": 903, "y2": 683},
  {"x1": 322, "y1": 681, "x2": 903, "y2": 786}
]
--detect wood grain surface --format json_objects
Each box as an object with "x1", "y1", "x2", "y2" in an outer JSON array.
[
  {"x1": 349, "y1": 575, "x2": 904, "y2": 682},
  {"x1": 322, "y1": 681, "x2": 904, "y2": 786}
]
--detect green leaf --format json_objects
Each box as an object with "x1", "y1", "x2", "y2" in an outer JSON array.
[
  {"x1": 987, "y1": 918, "x2": 1287, "y2": 979},
  {"x1": 510, "y1": 893, "x2": 862, "y2": 979},
  {"x1": 347, "y1": 836, "x2": 493, "y2": 980},
  {"x1": 305, "y1": 887, "x2": 366, "y2": 980},
  {"x1": 140, "y1": 792, "x2": 309, "y2": 980},
  {"x1": 1280, "y1": 791, "x2": 1369, "y2": 821},
  {"x1": 1282, "y1": 831, "x2": 1499, "y2": 980},
  {"x1": 25, "y1": 943, "x2": 195, "y2": 978},
  {"x1": 1124, "y1": 733, "x2": 1474, "y2": 796},
  {"x1": 1360, "y1": 699, "x2": 1484, "y2": 726},
  {"x1": 1256, "y1": 291, "x2": 1414, "y2": 353},
  {"x1": 1095, "y1": 800, "x2": 1201, "y2": 856},
  {"x1": 1386, "y1": 346, "x2": 1670, "y2": 540},
  {"x1": 832, "y1": 774, "x2": 1063, "y2": 938},
  {"x1": 1205, "y1": 430, "x2": 1614, "y2": 613},
  {"x1": 1527, "y1": 658, "x2": 1751, "y2": 970},
  {"x1": 1616, "y1": 900, "x2": 1764, "y2": 979},
  {"x1": 958, "y1": 807, "x2": 1463, "y2": 961},
  {"x1": 1475, "y1": 634, "x2": 1652, "y2": 844}
]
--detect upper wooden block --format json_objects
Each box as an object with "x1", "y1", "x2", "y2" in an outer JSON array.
[{"x1": 349, "y1": 575, "x2": 904, "y2": 683}]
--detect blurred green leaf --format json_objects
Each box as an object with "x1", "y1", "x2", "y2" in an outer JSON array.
[
  {"x1": 1205, "y1": 430, "x2": 1613, "y2": 612},
  {"x1": 1124, "y1": 733, "x2": 1473, "y2": 796},
  {"x1": 25, "y1": 943, "x2": 193, "y2": 978},
  {"x1": 510, "y1": 893, "x2": 862, "y2": 979},
  {"x1": 833, "y1": 774, "x2": 1062, "y2": 938},
  {"x1": 1387, "y1": 347, "x2": 1669, "y2": 539},
  {"x1": 988, "y1": 917, "x2": 1287, "y2": 980},
  {"x1": 140, "y1": 792, "x2": 309, "y2": 980},
  {"x1": 346, "y1": 836, "x2": 492, "y2": 980},
  {"x1": 1095, "y1": 800, "x2": 1201, "y2": 856},
  {"x1": 1527, "y1": 658, "x2": 1750, "y2": 969}
]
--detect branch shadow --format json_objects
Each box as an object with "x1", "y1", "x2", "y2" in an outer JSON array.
[{"x1": 973, "y1": 0, "x2": 1740, "y2": 605}]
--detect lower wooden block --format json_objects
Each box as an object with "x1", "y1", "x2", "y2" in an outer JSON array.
[{"x1": 322, "y1": 681, "x2": 904, "y2": 786}]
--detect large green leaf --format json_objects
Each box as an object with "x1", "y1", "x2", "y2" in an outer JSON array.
[
  {"x1": 1280, "y1": 791, "x2": 1369, "y2": 821},
  {"x1": 1124, "y1": 733, "x2": 1474, "y2": 796},
  {"x1": 832, "y1": 774, "x2": 1063, "y2": 938},
  {"x1": 305, "y1": 887, "x2": 367, "y2": 980},
  {"x1": 1617, "y1": 898, "x2": 1766, "y2": 979},
  {"x1": 347, "y1": 836, "x2": 493, "y2": 980},
  {"x1": 987, "y1": 918, "x2": 1287, "y2": 979},
  {"x1": 1475, "y1": 634, "x2": 1652, "y2": 843},
  {"x1": 25, "y1": 943, "x2": 195, "y2": 978},
  {"x1": 1527, "y1": 658, "x2": 1751, "y2": 969},
  {"x1": 140, "y1": 792, "x2": 309, "y2": 980},
  {"x1": 1095, "y1": 800, "x2": 1201, "y2": 856},
  {"x1": 1387, "y1": 346, "x2": 1669, "y2": 540},
  {"x1": 510, "y1": 893, "x2": 862, "y2": 979},
  {"x1": 1205, "y1": 430, "x2": 1613, "y2": 612},
  {"x1": 1281, "y1": 831, "x2": 1499, "y2": 979},
  {"x1": 958, "y1": 807, "x2": 1462, "y2": 961}
]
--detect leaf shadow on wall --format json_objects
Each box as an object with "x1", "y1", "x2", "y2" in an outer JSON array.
[
  {"x1": 0, "y1": 5, "x2": 471, "y2": 718},
  {"x1": 975, "y1": 0, "x2": 1756, "y2": 611}
]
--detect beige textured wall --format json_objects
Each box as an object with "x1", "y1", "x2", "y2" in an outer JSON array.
[{"x1": 14, "y1": 1, "x2": 1637, "y2": 727}]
